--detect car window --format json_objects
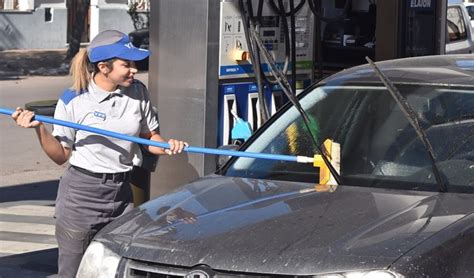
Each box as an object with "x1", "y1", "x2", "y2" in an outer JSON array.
[
  {"x1": 224, "y1": 83, "x2": 474, "y2": 189},
  {"x1": 447, "y1": 7, "x2": 468, "y2": 43}
]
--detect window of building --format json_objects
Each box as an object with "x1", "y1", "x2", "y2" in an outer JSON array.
[{"x1": 45, "y1": 7, "x2": 52, "y2": 22}]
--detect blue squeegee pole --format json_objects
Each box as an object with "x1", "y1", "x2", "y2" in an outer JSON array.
[{"x1": 0, "y1": 107, "x2": 300, "y2": 163}]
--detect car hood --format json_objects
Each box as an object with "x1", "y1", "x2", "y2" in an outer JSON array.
[{"x1": 97, "y1": 176, "x2": 474, "y2": 275}]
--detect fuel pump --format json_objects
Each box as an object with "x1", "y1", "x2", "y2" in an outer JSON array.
[{"x1": 217, "y1": 0, "x2": 314, "y2": 146}]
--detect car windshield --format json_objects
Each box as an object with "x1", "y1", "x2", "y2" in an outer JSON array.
[{"x1": 223, "y1": 82, "x2": 474, "y2": 190}]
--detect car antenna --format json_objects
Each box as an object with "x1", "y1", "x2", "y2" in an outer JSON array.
[
  {"x1": 365, "y1": 57, "x2": 447, "y2": 192},
  {"x1": 248, "y1": 25, "x2": 342, "y2": 185}
]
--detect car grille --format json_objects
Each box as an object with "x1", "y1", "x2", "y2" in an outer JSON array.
[
  {"x1": 120, "y1": 258, "x2": 304, "y2": 278},
  {"x1": 121, "y1": 259, "x2": 190, "y2": 278}
]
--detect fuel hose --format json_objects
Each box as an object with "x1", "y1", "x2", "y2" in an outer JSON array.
[{"x1": 0, "y1": 107, "x2": 314, "y2": 164}]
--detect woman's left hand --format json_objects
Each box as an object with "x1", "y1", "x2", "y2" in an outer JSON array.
[{"x1": 165, "y1": 139, "x2": 188, "y2": 155}]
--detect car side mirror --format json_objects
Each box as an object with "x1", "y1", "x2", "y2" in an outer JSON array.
[{"x1": 216, "y1": 144, "x2": 240, "y2": 169}]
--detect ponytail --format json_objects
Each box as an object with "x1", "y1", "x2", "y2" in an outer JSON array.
[{"x1": 70, "y1": 48, "x2": 92, "y2": 92}]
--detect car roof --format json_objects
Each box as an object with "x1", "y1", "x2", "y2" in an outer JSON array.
[{"x1": 322, "y1": 54, "x2": 474, "y2": 86}]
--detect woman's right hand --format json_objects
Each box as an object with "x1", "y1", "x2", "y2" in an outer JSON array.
[
  {"x1": 12, "y1": 107, "x2": 42, "y2": 128},
  {"x1": 165, "y1": 139, "x2": 188, "y2": 155}
]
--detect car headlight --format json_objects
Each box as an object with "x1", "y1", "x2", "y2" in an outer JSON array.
[
  {"x1": 314, "y1": 270, "x2": 402, "y2": 278},
  {"x1": 76, "y1": 241, "x2": 121, "y2": 278}
]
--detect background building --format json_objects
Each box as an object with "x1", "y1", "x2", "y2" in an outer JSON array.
[{"x1": 0, "y1": 0, "x2": 149, "y2": 50}]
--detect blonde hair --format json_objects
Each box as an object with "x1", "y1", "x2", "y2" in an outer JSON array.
[
  {"x1": 70, "y1": 48, "x2": 118, "y2": 92},
  {"x1": 70, "y1": 48, "x2": 92, "y2": 92}
]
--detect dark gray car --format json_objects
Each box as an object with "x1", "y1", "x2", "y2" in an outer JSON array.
[{"x1": 77, "y1": 55, "x2": 474, "y2": 278}]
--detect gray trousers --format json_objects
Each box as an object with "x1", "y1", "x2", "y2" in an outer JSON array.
[{"x1": 55, "y1": 166, "x2": 133, "y2": 278}]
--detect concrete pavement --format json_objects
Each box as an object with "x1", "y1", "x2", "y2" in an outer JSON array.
[{"x1": 0, "y1": 192, "x2": 58, "y2": 277}]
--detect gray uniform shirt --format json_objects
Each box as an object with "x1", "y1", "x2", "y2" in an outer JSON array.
[{"x1": 52, "y1": 79, "x2": 159, "y2": 173}]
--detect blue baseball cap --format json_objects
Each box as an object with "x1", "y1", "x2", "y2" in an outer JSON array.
[{"x1": 87, "y1": 30, "x2": 150, "y2": 63}]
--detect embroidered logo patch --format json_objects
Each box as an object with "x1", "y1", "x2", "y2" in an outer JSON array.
[{"x1": 94, "y1": 111, "x2": 106, "y2": 121}]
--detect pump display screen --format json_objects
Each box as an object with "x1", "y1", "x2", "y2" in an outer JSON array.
[
  {"x1": 263, "y1": 30, "x2": 276, "y2": 37},
  {"x1": 261, "y1": 16, "x2": 279, "y2": 27}
]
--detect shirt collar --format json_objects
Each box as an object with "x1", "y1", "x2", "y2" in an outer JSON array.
[{"x1": 88, "y1": 75, "x2": 125, "y2": 103}]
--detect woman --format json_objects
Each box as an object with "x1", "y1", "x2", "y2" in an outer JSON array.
[{"x1": 12, "y1": 30, "x2": 186, "y2": 277}]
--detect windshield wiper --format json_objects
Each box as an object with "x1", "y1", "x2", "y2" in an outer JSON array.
[
  {"x1": 366, "y1": 57, "x2": 447, "y2": 192},
  {"x1": 246, "y1": 20, "x2": 342, "y2": 185}
]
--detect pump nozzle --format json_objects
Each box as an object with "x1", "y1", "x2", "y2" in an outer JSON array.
[{"x1": 230, "y1": 109, "x2": 252, "y2": 142}]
